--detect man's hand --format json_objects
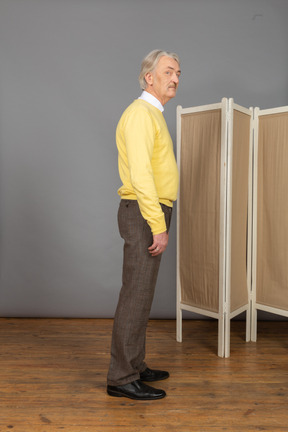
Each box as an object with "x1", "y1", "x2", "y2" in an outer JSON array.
[{"x1": 148, "y1": 231, "x2": 169, "y2": 256}]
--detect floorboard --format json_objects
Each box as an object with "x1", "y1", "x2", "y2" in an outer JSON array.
[{"x1": 0, "y1": 318, "x2": 288, "y2": 431}]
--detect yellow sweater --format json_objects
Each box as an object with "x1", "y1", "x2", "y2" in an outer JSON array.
[{"x1": 116, "y1": 99, "x2": 179, "y2": 235}]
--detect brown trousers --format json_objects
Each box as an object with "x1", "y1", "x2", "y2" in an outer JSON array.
[{"x1": 107, "y1": 199, "x2": 172, "y2": 386}]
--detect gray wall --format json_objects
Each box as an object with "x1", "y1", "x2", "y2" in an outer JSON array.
[{"x1": 0, "y1": 0, "x2": 287, "y2": 318}]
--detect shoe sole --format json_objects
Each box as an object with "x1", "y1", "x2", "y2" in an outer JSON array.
[{"x1": 107, "y1": 388, "x2": 166, "y2": 400}]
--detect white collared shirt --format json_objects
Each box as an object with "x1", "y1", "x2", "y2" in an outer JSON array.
[{"x1": 138, "y1": 91, "x2": 164, "y2": 112}]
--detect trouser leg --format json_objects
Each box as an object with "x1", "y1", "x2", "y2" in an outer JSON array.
[{"x1": 107, "y1": 200, "x2": 171, "y2": 386}]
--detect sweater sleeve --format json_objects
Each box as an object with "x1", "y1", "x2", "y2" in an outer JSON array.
[{"x1": 123, "y1": 107, "x2": 166, "y2": 235}]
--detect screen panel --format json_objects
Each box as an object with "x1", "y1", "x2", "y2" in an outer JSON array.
[
  {"x1": 230, "y1": 109, "x2": 251, "y2": 312},
  {"x1": 256, "y1": 111, "x2": 288, "y2": 310},
  {"x1": 179, "y1": 109, "x2": 221, "y2": 313}
]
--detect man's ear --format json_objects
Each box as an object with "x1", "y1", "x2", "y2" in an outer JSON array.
[{"x1": 145, "y1": 72, "x2": 153, "y2": 86}]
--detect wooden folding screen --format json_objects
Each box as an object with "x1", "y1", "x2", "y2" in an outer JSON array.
[
  {"x1": 251, "y1": 106, "x2": 288, "y2": 341},
  {"x1": 176, "y1": 98, "x2": 252, "y2": 357}
]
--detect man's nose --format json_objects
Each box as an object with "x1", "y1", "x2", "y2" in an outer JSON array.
[{"x1": 172, "y1": 73, "x2": 179, "y2": 84}]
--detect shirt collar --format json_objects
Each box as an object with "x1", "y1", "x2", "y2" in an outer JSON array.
[{"x1": 138, "y1": 91, "x2": 164, "y2": 112}]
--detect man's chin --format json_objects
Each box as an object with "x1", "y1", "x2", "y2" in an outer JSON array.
[{"x1": 168, "y1": 89, "x2": 177, "y2": 98}]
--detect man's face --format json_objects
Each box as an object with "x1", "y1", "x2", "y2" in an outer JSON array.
[{"x1": 145, "y1": 56, "x2": 181, "y2": 106}]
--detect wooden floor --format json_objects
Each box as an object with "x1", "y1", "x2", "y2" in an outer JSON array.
[{"x1": 1, "y1": 318, "x2": 288, "y2": 432}]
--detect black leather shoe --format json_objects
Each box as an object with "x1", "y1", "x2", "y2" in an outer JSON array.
[
  {"x1": 140, "y1": 367, "x2": 169, "y2": 382},
  {"x1": 107, "y1": 379, "x2": 166, "y2": 400}
]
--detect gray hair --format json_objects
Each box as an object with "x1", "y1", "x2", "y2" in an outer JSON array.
[{"x1": 138, "y1": 49, "x2": 180, "y2": 90}]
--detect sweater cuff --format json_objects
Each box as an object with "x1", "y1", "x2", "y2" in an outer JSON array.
[{"x1": 148, "y1": 213, "x2": 167, "y2": 235}]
